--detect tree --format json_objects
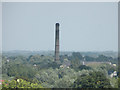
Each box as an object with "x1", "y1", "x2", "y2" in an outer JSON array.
[
  {"x1": 73, "y1": 71, "x2": 112, "y2": 88},
  {"x1": 7, "y1": 64, "x2": 36, "y2": 79},
  {"x1": 2, "y1": 79, "x2": 43, "y2": 88},
  {"x1": 71, "y1": 52, "x2": 83, "y2": 60},
  {"x1": 78, "y1": 65, "x2": 92, "y2": 70},
  {"x1": 84, "y1": 56, "x2": 95, "y2": 61}
]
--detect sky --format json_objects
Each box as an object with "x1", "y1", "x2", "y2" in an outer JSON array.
[{"x1": 2, "y1": 2, "x2": 118, "y2": 51}]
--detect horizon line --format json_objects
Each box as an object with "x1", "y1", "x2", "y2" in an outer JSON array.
[{"x1": 2, "y1": 50, "x2": 118, "y2": 52}]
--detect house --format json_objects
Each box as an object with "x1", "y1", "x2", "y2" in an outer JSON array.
[
  {"x1": 112, "y1": 64, "x2": 116, "y2": 67},
  {"x1": 33, "y1": 64, "x2": 37, "y2": 67},
  {"x1": 60, "y1": 59, "x2": 71, "y2": 68},
  {"x1": 110, "y1": 71, "x2": 117, "y2": 78},
  {"x1": 7, "y1": 59, "x2": 9, "y2": 62}
]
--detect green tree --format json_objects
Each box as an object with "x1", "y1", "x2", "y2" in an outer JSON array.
[
  {"x1": 78, "y1": 65, "x2": 92, "y2": 70},
  {"x1": 73, "y1": 71, "x2": 112, "y2": 88},
  {"x1": 118, "y1": 77, "x2": 120, "y2": 88},
  {"x1": 2, "y1": 79, "x2": 43, "y2": 88}
]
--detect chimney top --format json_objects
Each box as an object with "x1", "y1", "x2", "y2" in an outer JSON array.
[{"x1": 56, "y1": 23, "x2": 59, "y2": 26}]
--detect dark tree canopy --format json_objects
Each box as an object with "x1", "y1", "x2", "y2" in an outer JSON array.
[{"x1": 73, "y1": 71, "x2": 112, "y2": 88}]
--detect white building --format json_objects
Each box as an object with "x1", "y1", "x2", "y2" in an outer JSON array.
[
  {"x1": 110, "y1": 71, "x2": 117, "y2": 78},
  {"x1": 7, "y1": 59, "x2": 9, "y2": 62},
  {"x1": 83, "y1": 61, "x2": 85, "y2": 65},
  {"x1": 112, "y1": 64, "x2": 116, "y2": 67},
  {"x1": 33, "y1": 64, "x2": 37, "y2": 67}
]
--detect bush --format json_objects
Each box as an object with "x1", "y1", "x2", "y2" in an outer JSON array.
[{"x1": 2, "y1": 78, "x2": 43, "y2": 88}]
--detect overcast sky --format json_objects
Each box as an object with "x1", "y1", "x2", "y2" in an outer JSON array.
[{"x1": 2, "y1": 2, "x2": 118, "y2": 51}]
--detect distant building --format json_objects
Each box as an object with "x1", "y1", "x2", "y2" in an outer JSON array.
[
  {"x1": 112, "y1": 64, "x2": 116, "y2": 67},
  {"x1": 109, "y1": 62, "x2": 112, "y2": 65},
  {"x1": 60, "y1": 60, "x2": 71, "y2": 68},
  {"x1": 33, "y1": 64, "x2": 37, "y2": 67},
  {"x1": 110, "y1": 71, "x2": 117, "y2": 78},
  {"x1": 7, "y1": 59, "x2": 9, "y2": 62},
  {"x1": 60, "y1": 65, "x2": 64, "y2": 68},
  {"x1": 83, "y1": 61, "x2": 85, "y2": 65},
  {"x1": 67, "y1": 66, "x2": 69, "y2": 68}
]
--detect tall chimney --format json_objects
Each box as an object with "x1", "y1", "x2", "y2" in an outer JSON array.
[{"x1": 55, "y1": 23, "x2": 60, "y2": 61}]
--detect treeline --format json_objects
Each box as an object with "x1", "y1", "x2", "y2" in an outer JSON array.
[
  {"x1": 60, "y1": 52, "x2": 118, "y2": 64},
  {"x1": 1, "y1": 52, "x2": 119, "y2": 88}
]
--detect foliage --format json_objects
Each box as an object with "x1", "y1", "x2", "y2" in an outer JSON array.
[
  {"x1": 118, "y1": 78, "x2": 120, "y2": 88},
  {"x1": 78, "y1": 65, "x2": 92, "y2": 70},
  {"x1": 7, "y1": 64, "x2": 36, "y2": 79},
  {"x1": 73, "y1": 71, "x2": 112, "y2": 88},
  {"x1": 2, "y1": 52, "x2": 118, "y2": 88},
  {"x1": 68, "y1": 52, "x2": 83, "y2": 61},
  {"x1": 2, "y1": 78, "x2": 43, "y2": 88},
  {"x1": 109, "y1": 77, "x2": 118, "y2": 88}
]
